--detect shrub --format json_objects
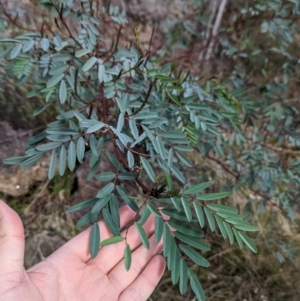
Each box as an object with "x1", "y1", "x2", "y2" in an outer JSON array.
[{"x1": 0, "y1": 1, "x2": 265, "y2": 300}]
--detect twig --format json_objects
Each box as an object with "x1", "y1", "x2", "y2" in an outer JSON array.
[
  {"x1": 131, "y1": 82, "x2": 153, "y2": 116},
  {"x1": 202, "y1": 0, "x2": 228, "y2": 60},
  {"x1": 49, "y1": 0, "x2": 82, "y2": 48},
  {"x1": 0, "y1": 3, "x2": 54, "y2": 35}
]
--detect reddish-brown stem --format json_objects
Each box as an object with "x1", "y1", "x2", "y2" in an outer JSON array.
[
  {"x1": 49, "y1": 0, "x2": 82, "y2": 48},
  {"x1": 1, "y1": 3, "x2": 54, "y2": 35}
]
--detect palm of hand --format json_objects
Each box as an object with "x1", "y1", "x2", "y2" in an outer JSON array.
[{"x1": 0, "y1": 202, "x2": 165, "y2": 301}]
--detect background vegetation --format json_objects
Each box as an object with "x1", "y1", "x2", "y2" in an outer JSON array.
[{"x1": 0, "y1": 0, "x2": 300, "y2": 300}]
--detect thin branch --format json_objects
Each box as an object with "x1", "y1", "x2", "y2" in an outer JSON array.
[
  {"x1": 131, "y1": 82, "x2": 153, "y2": 116},
  {"x1": 49, "y1": 0, "x2": 82, "y2": 48},
  {"x1": 206, "y1": 153, "x2": 281, "y2": 210},
  {"x1": 1, "y1": 3, "x2": 54, "y2": 35},
  {"x1": 201, "y1": 0, "x2": 228, "y2": 60}
]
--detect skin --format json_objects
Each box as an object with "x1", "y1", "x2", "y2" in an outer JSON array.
[{"x1": 0, "y1": 200, "x2": 166, "y2": 301}]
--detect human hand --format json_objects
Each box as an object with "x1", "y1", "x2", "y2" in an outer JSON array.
[{"x1": 0, "y1": 200, "x2": 165, "y2": 301}]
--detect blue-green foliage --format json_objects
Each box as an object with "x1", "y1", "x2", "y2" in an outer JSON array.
[{"x1": 5, "y1": 0, "x2": 300, "y2": 299}]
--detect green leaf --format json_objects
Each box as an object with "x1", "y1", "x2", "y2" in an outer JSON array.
[
  {"x1": 46, "y1": 128, "x2": 78, "y2": 135},
  {"x1": 171, "y1": 246, "x2": 181, "y2": 284},
  {"x1": 89, "y1": 134, "x2": 98, "y2": 156},
  {"x1": 33, "y1": 105, "x2": 50, "y2": 117},
  {"x1": 10, "y1": 43, "x2": 22, "y2": 59},
  {"x1": 167, "y1": 235, "x2": 176, "y2": 270},
  {"x1": 181, "y1": 197, "x2": 192, "y2": 221},
  {"x1": 215, "y1": 215, "x2": 227, "y2": 239},
  {"x1": 174, "y1": 232, "x2": 210, "y2": 251},
  {"x1": 2, "y1": 156, "x2": 25, "y2": 165},
  {"x1": 59, "y1": 145, "x2": 67, "y2": 176},
  {"x1": 47, "y1": 73, "x2": 65, "y2": 88},
  {"x1": 225, "y1": 216, "x2": 246, "y2": 224},
  {"x1": 116, "y1": 185, "x2": 139, "y2": 212},
  {"x1": 204, "y1": 207, "x2": 216, "y2": 232},
  {"x1": 238, "y1": 232, "x2": 258, "y2": 253},
  {"x1": 163, "y1": 170, "x2": 173, "y2": 190},
  {"x1": 117, "y1": 113, "x2": 124, "y2": 132},
  {"x1": 118, "y1": 172, "x2": 136, "y2": 181},
  {"x1": 197, "y1": 191, "x2": 230, "y2": 201},
  {"x1": 103, "y1": 208, "x2": 120, "y2": 236},
  {"x1": 179, "y1": 244, "x2": 210, "y2": 267},
  {"x1": 127, "y1": 151, "x2": 135, "y2": 169},
  {"x1": 188, "y1": 269, "x2": 205, "y2": 301},
  {"x1": 129, "y1": 119, "x2": 139, "y2": 139},
  {"x1": 49, "y1": 64, "x2": 69, "y2": 76},
  {"x1": 224, "y1": 222, "x2": 234, "y2": 244},
  {"x1": 176, "y1": 151, "x2": 192, "y2": 167},
  {"x1": 234, "y1": 224, "x2": 260, "y2": 232},
  {"x1": 162, "y1": 208, "x2": 197, "y2": 222},
  {"x1": 67, "y1": 198, "x2": 98, "y2": 212},
  {"x1": 171, "y1": 197, "x2": 181, "y2": 211},
  {"x1": 160, "y1": 131, "x2": 186, "y2": 139},
  {"x1": 48, "y1": 149, "x2": 57, "y2": 179},
  {"x1": 91, "y1": 195, "x2": 111, "y2": 214},
  {"x1": 17, "y1": 154, "x2": 35, "y2": 169},
  {"x1": 59, "y1": 80, "x2": 67, "y2": 104},
  {"x1": 47, "y1": 135, "x2": 71, "y2": 142},
  {"x1": 115, "y1": 96, "x2": 126, "y2": 112},
  {"x1": 95, "y1": 172, "x2": 116, "y2": 181},
  {"x1": 168, "y1": 219, "x2": 204, "y2": 238},
  {"x1": 87, "y1": 155, "x2": 102, "y2": 181},
  {"x1": 36, "y1": 141, "x2": 62, "y2": 152},
  {"x1": 179, "y1": 259, "x2": 188, "y2": 294},
  {"x1": 124, "y1": 243, "x2": 132, "y2": 271},
  {"x1": 168, "y1": 148, "x2": 174, "y2": 167},
  {"x1": 140, "y1": 156, "x2": 155, "y2": 183},
  {"x1": 90, "y1": 223, "x2": 100, "y2": 258},
  {"x1": 193, "y1": 202, "x2": 205, "y2": 228},
  {"x1": 82, "y1": 56, "x2": 97, "y2": 72},
  {"x1": 98, "y1": 64, "x2": 105, "y2": 83},
  {"x1": 68, "y1": 141, "x2": 76, "y2": 171},
  {"x1": 183, "y1": 181, "x2": 213, "y2": 194},
  {"x1": 86, "y1": 122, "x2": 106, "y2": 133},
  {"x1": 147, "y1": 202, "x2": 161, "y2": 217},
  {"x1": 163, "y1": 223, "x2": 172, "y2": 257},
  {"x1": 106, "y1": 151, "x2": 126, "y2": 172},
  {"x1": 41, "y1": 37, "x2": 49, "y2": 51},
  {"x1": 135, "y1": 222, "x2": 150, "y2": 249},
  {"x1": 75, "y1": 48, "x2": 91, "y2": 57},
  {"x1": 22, "y1": 39, "x2": 35, "y2": 52},
  {"x1": 170, "y1": 165, "x2": 185, "y2": 183},
  {"x1": 96, "y1": 183, "x2": 114, "y2": 198},
  {"x1": 155, "y1": 216, "x2": 164, "y2": 243},
  {"x1": 233, "y1": 227, "x2": 243, "y2": 249},
  {"x1": 76, "y1": 136, "x2": 85, "y2": 163},
  {"x1": 206, "y1": 204, "x2": 238, "y2": 215},
  {"x1": 174, "y1": 145, "x2": 194, "y2": 152},
  {"x1": 76, "y1": 211, "x2": 97, "y2": 227},
  {"x1": 99, "y1": 236, "x2": 124, "y2": 247},
  {"x1": 109, "y1": 194, "x2": 120, "y2": 229},
  {"x1": 139, "y1": 206, "x2": 151, "y2": 225}
]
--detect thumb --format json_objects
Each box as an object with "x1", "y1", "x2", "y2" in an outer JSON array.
[{"x1": 0, "y1": 200, "x2": 25, "y2": 277}]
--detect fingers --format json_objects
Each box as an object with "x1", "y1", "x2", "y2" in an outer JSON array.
[
  {"x1": 108, "y1": 234, "x2": 163, "y2": 293},
  {"x1": 89, "y1": 214, "x2": 156, "y2": 273},
  {"x1": 0, "y1": 200, "x2": 25, "y2": 278},
  {"x1": 59, "y1": 205, "x2": 136, "y2": 262},
  {"x1": 119, "y1": 255, "x2": 166, "y2": 301}
]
